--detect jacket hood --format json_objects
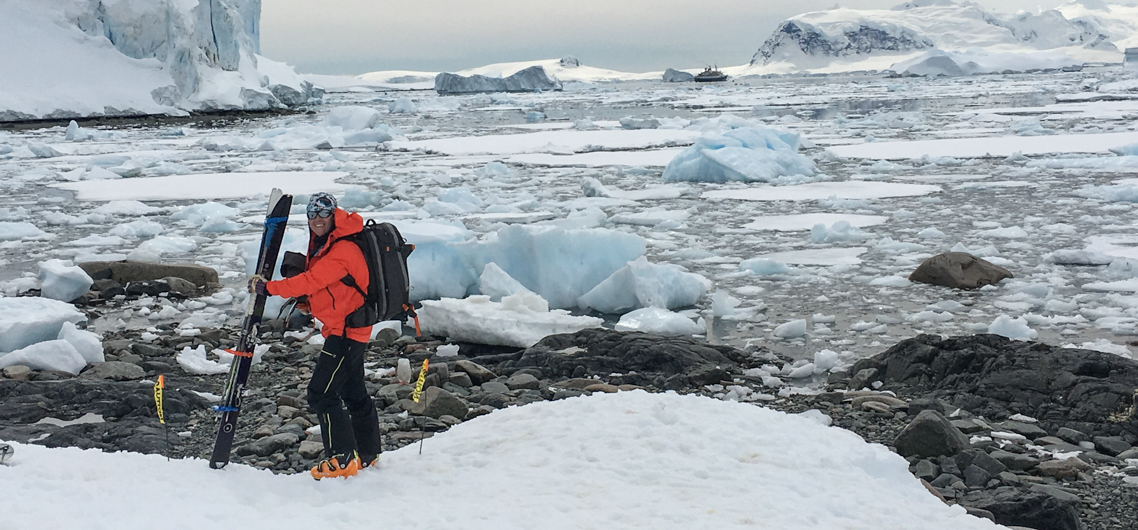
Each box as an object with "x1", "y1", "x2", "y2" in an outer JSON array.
[{"x1": 310, "y1": 208, "x2": 363, "y2": 252}]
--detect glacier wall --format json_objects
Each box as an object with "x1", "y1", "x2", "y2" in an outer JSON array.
[{"x1": 0, "y1": 0, "x2": 316, "y2": 121}]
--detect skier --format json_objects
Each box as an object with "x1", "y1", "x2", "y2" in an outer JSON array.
[{"x1": 249, "y1": 192, "x2": 382, "y2": 479}]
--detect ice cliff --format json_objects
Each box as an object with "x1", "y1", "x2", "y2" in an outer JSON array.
[
  {"x1": 0, "y1": 0, "x2": 320, "y2": 121},
  {"x1": 748, "y1": 0, "x2": 1125, "y2": 74}
]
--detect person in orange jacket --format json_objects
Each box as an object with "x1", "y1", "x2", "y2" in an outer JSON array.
[{"x1": 250, "y1": 192, "x2": 382, "y2": 480}]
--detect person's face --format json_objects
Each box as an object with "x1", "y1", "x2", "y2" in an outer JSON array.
[{"x1": 309, "y1": 214, "x2": 333, "y2": 237}]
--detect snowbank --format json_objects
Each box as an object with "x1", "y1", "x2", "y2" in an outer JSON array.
[
  {"x1": 661, "y1": 127, "x2": 817, "y2": 183},
  {"x1": 0, "y1": 391, "x2": 1003, "y2": 530},
  {"x1": 418, "y1": 293, "x2": 602, "y2": 347},
  {"x1": 0, "y1": 1, "x2": 318, "y2": 121}
]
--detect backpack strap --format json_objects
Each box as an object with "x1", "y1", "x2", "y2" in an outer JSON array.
[{"x1": 341, "y1": 274, "x2": 365, "y2": 297}]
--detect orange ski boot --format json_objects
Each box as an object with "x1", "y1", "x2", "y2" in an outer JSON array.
[{"x1": 310, "y1": 452, "x2": 360, "y2": 480}]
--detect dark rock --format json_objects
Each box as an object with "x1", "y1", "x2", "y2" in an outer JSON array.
[
  {"x1": 505, "y1": 373, "x2": 540, "y2": 390},
  {"x1": 995, "y1": 420, "x2": 1048, "y2": 440},
  {"x1": 1029, "y1": 484, "x2": 1081, "y2": 506},
  {"x1": 1055, "y1": 427, "x2": 1089, "y2": 445},
  {"x1": 907, "y1": 397, "x2": 945, "y2": 415},
  {"x1": 163, "y1": 276, "x2": 198, "y2": 296},
  {"x1": 930, "y1": 472, "x2": 959, "y2": 488},
  {"x1": 517, "y1": 329, "x2": 746, "y2": 386},
  {"x1": 480, "y1": 381, "x2": 510, "y2": 394},
  {"x1": 967, "y1": 449, "x2": 1008, "y2": 476},
  {"x1": 963, "y1": 464, "x2": 993, "y2": 488},
  {"x1": 939, "y1": 457, "x2": 961, "y2": 476},
  {"x1": 849, "y1": 368, "x2": 879, "y2": 390},
  {"x1": 78, "y1": 260, "x2": 219, "y2": 287},
  {"x1": 80, "y1": 362, "x2": 145, "y2": 381},
  {"x1": 961, "y1": 487, "x2": 1082, "y2": 530},
  {"x1": 908, "y1": 252, "x2": 1012, "y2": 289},
  {"x1": 131, "y1": 343, "x2": 165, "y2": 357},
  {"x1": 411, "y1": 387, "x2": 469, "y2": 420},
  {"x1": 371, "y1": 327, "x2": 400, "y2": 348},
  {"x1": 989, "y1": 449, "x2": 1039, "y2": 471},
  {"x1": 448, "y1": 372, "x2": 473, "y2": 388},
  {"x1": 235, "y1": 433, "x2": 299, "y2": 457},
  {"x1": 913, "y1": 459, "x2": 939, "y2": 481},
  {"x1": 454, "y1": 360, "x2": 496, "y2": 385},
  {"x1": 893, "y1": 409, "x2": 970, "y2": 458},
  {"x1": 1091, "y1": 435, "x2": 1131, "y2": 456},
  {"x1": 850, "y1": 334, "x2": 1138, "y2": 443},
  {"x1": 125, "y1": 280, "x2": 170, "y2": 297},
  {"x1": 1037, "y1": 458, "x2": 1091, "y2": 479}
]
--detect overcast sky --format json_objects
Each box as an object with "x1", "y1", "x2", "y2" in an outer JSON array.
[{"x1": 261, "y1": 0, "x2": 1069, "y2": 75}]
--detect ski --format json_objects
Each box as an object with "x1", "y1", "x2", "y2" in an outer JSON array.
[{"x1": 209, "y1": 189, "x2": 293, "y2": 469}]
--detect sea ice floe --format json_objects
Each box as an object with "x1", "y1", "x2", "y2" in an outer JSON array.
[
  {"x1": 0, "y1": 297, "x2": 87, "y2": 353},
  {"x1": 419, "y1": 293, "x2": 602, "y2": 348},
  {"x1": 661, "y1": 126, "x2": 817, "y2": 183},
  {"x1": 701, "y1": 181, "x2": 940, "y2": 202},
  {"x1": 614, "y1": 307, "x2": 703, "y2": 335},
  {"x1": 577, "y1": 257, "x2": 708, "y2": 314},
  {"x1": 52, "y1": 172, "x2": 351, "y2": 201},
  {"x1": 743, "y1": 214, "x2": 888, "y2": 232}
]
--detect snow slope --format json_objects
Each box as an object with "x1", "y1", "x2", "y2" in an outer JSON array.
[
  {"x1": 0, "y1": 391, "x2": 1002, "y2": 530},
  {"x1": 739, "y1": 0, "x2": 1128, "y2": 76},
  {"x1": 0, "y1": 0, "x2": 317, "y2": 121}
]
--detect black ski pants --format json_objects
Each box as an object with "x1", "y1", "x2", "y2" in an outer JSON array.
[{"x1": 307, "y1": 335, "x2": 382, "y2": 459}]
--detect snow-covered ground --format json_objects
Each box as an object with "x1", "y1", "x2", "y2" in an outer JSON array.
[
  {"x1": 0, "y1": 390, "x2": 1002, "y2": 530},
  {"x1": 5, "y1": 65, "x2": 1138, "y2": 366}
]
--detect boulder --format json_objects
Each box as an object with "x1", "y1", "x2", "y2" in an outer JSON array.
[
  {"x1": 961, "y1": 487, "x2": 1082, "y2": 530},
  {"x1": 893, "y1": 409, "x2": 970, "y2": 458},
  {"x1": 78, "y1": 261, "x2": 218, "y2": 287},
  {"x1": 908, "y1": 252, "x2": 1012, "y2": 289},
  {"x1": 434, "y1": 66, "x2": 562, "y2": 95},
  {"x1": 662, "y1": 68, "x2": 695, "y2": 83},
  {"x1": 235, "y1": 433, "x2": 299, "y2": 457},
  {"x1": 454, "y1": 360, "x2": 497, "y2": 386},
  {"x1": 516, "y1": 329, "x2": 747, "y2": 386},
  {"x1": 80, "y1": 362, "x2": 145, "y2": 381},
  {"x1": 410, "y1": 386, "x2": 469, "y2": 420}
]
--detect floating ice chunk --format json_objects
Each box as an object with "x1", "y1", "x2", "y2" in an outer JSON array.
[
  {"x1": 662, "y1": 127, "x2": 817, "y2": 183},
  {"x1": 92, "y1": 201, "x2": 160, "y2": 216},
  {"x1": 1064, "y1": 338, "x2": 1132, "y2": 358},
  {"x1": 175, "y1": 345, "x2": 230, "y2": 375},
  {"x1": 0, "y1": 222, "x2": 46, "y2": 240},
  {"x1": 874, "y1": 237, "x2": 925, "y2": 253},
  {"x1": 478, "y1": 262, "x2": 530, "y2": 301},
  {"x1": 57, "y1": 321, "x2": 103, "y2": 364},
  {"x1": 1045, "y1": 249, "x2": 1114, "y2": 265},
  {"x1": 38, "y1": 259, "x2": 93, "y2": 302},
  {"x1": 614, "y1": 307, "x2": 703, "y2": 335},
  {"x1": 436, "y1": 344, "x2": 460, "y2": 357},
  {"x1": 909, "y1": 311, "x2": 954, "y2": 323},
  {"x1": 809, "y1": 221, "x2": 871, "y2": 243},
  {"x1": 65, "y1": 235, "x2": 128, "y2": 247},
  {"x1": 758, "y1": 248, "x2": 867, "y2": 266},
  {"x1": 979, "y1": 226, "x2": 1028, "y2": 239},
  {"x1": 1074, "y1": 183, "x2": 1138, "y2": 203},
  {"x1": 610, "y1": 209, "x2": 691, "y2": 227},
  {"x1": 711, "y1": 290, "x2": 741, "y2": 317},
  {"x1": 128, "y1": 236, "x2": 197, "y2": 261},
  {"x1": 389, "y1": 98, "x2": 417, "y2": 114},
  {"x1": 917, "y1": 227, "x2": 945, "y2": 239},
  {"x1": 738, "y1": 258, "x2": 790, "y2": 276},
  {"x1": 988, "y1": 315, "x2": 1037, "y2": 340},
  {"x1": 171, "y1": 202, "x2": 240, "y2": 228},
  {"x1": 458, "y1": 225, "x2": 646, "y2": 309},
  {"x1": 0, "y1": 297, "x2": 86, "y2": 353},
  {"x1": 0, "y1": 339, "x2": 86, "y2": 375},
  {"x1": 577, "y1": 257, "x2": 707, "y2": 313},
  {"x1": 814, "y1": 349, "x2": 839, "y2": 372},
  {"x1": 870, "y1": 276, "x2": 911, "y2": 287},
  {"x1": 325, "y1": 106, "x2": 384, "y2": 131},
  {"x1": 1109, "y1": 143, "x2": 1138, "y2": 156},
  {"x1": 419, "y1": 295, "x2": 601, "y2": 348},
  {"x1": 773, "y1": 319, "x2": 807, "y2": 339},
  {"x1": 109, "y1": 219, "x2": 163, "y2": 239},
  {"x1": 438, "y1": 187, "x2": 483, "y2": 210}
]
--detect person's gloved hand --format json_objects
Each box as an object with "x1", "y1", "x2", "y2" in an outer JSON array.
[{"x1": 248, "y1": 274, "x2": 269, "y2": 297}]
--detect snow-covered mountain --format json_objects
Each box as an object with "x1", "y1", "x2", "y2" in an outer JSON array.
[
  {"x1": 745, "y1": 0, "x2": 1132, "y2": 75},
  {"x1": 0, "y1": 0, "x2": 319, "y2": 121}
]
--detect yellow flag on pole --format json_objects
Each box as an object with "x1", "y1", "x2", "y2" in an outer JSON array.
[{"x1": 411, "y1": 359, "x2": 429, "y2": 403}]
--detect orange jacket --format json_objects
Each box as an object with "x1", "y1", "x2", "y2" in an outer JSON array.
[{"x1": 266, "y1": 208, "x2": 372, "y2": 342}]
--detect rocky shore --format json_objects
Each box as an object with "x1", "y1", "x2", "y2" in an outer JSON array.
[{"x1": 1, "y1": 321, "x2": 1135, "y2": 530}]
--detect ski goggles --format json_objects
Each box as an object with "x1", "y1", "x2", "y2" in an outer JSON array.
[{"x1": 306, "y1": 208, "x2": 333, "y2": 219}]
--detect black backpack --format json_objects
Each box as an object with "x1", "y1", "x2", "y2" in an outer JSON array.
[{"x1": 341, "y1": 220, "x2": 419, "y2": 334}]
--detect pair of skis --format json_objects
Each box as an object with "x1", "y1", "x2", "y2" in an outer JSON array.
[{"x1": 209, "y1": 189, "x2": 293, "y2": 469}]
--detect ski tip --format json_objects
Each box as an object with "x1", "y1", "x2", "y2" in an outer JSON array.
[
  {"x1": 267, "y1": 188, "x2": 284, "y2": 213},
  {"x1": 209, "y1": 460, "x2": 228, "y2": 470}
]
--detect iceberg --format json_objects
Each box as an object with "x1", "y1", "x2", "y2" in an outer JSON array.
[
  {"x1": 662, "y1": 68, "x2": 694, "y2": 83},
  {"x1": 577, "y1": 257, "x2": 708, "y2": 314},
  {"x1": 1, "y1": 0, "x2": 320, "y2": 121},
  {"x1": 614, "y1": 307, "x2": 703, "y2": 335},
  {"x1": 434, "y1": 66, "x2": 562, "y2": 95},
  {"x1": 478, "y1": 263, "x2": 531, "y2": 301},
  {"x1": 0, "y1": 297, "x2": 87, "y2": 353},
  {"x1": 0, "y1": 340, "x2": 87, "y2": 375},
  {"x1": 38, "y1": 259, "x2": 94, "y2": 303},
  {"x1": 661, "y1": 127, "x2": 817, "y2": 183},
  {"x1": 418, "y1": 294, "x2": 602, "y2": 348}
]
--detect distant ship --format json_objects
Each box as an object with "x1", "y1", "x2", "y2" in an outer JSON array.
[{"x1": 694, "y1": 66, "x2": 728, "y2": 82}]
